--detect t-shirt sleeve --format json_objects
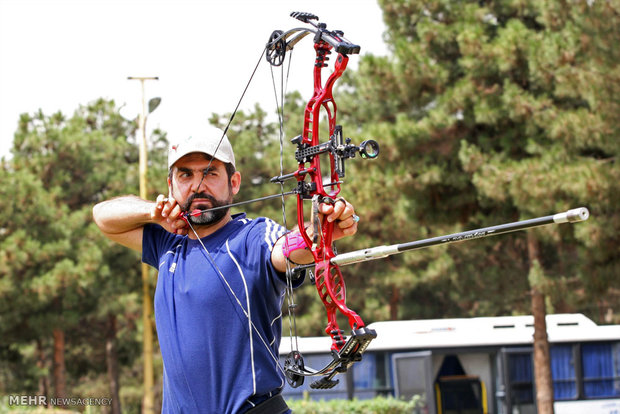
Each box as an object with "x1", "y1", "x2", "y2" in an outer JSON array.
[{"x1": 142, "y1": 223, "x2": 182, "y2": 268}]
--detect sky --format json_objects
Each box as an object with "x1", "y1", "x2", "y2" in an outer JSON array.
[{"x1": 0, "y1": 0, "x2": 389, "y2": 160}]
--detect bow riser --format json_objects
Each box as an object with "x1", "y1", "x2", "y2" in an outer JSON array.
[{"x1": 303, "y1": 44, "x2": 349, "y2": 197}]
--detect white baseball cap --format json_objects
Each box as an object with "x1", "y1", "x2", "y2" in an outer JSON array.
[{"x1": 167, "y1": 126, "x2": 236, "y2": 169}]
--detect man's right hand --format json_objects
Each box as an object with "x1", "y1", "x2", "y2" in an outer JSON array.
[{"x1": 152, "y1": 194, "x2": 188, "y2": 236}]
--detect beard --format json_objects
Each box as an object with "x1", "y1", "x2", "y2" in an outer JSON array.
[{"x1": 181, "y1": 192, "x2": 231, "y2": 226}]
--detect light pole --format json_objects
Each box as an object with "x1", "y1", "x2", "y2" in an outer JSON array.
[{"x1": 128, "y1": 76, "x2": 160, "y2": 414}]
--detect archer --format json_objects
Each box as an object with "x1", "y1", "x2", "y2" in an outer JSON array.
[{"x1": 92, "y1": 126, "x2": 359, "y2": 414}]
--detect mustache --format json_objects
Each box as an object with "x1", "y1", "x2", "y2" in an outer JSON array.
[{"x1": 181, "y1": 192, "x2": 218, "y2": 212}]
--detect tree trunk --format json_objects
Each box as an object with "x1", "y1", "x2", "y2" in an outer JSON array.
[
  {"x1": 52, "y1": 329, "x2": 67, "y2": 405},
  {"x1": 389, "y1": 284, "x2": 399, "y2": 320},
  {"x1": 141, "y1": 263, "x2": 155, "y2": 414},
  {"x1": 106, "y1": 314, "x2": 122, "y2": 414},
  {"x1": 36, "y1": 339, "x2": 49, "y2": 405},
  {"x1": 532, "y1": 289, "x2": 554, "y2": 413},
  {"x1": 528, "y1": 233, "x2": 554, "y2": 414}
]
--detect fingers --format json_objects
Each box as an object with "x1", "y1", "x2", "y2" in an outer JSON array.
[
  {"x1": 154, "y1": 194, "x2": 182, "y2": 220},
  {"x1": 153, "y1": 194, "x2": 187, "y2": 235},
  {"x1": 319, "y1": 197, "x2": 358, "y2": 237},
  {"x1": 319, "y1": 197, "x2": 353, "y2": 222},
  {"x1": 168, "y1": 218, "x2": 189, "y2": 235},
  {"x1": 152, "y1": 194, "x2": 167, "y2": 220}
]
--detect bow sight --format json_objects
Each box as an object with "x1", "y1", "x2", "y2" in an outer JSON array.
[{"x1": 271, "y1": 126, "x2": 380, "y2": 197}]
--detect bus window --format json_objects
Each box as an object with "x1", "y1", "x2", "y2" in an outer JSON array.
[
  {"x1": 356, "y1": 351, "x2": 392, "y2": 397},
  {"x1": 352, "y1": 352, "x2": 378, "y2": 399},
  {"x1": 550, "y1": 344, "x2": 577, "y2": 400},
  {"x1": 507, "y1": 353, "x2": 534, "y2": 405},
  {"x1": 393, "y1": 351, "x2": 435, "y2": 413},
  {"x1": 581, "y1": 342, "x2": 620, "y2": 398},
  {"x1": 436, "y1": 377, "x2": 485, "y2": 414},
  {"x1": 503, "y1": 350, "x2": 536, "y2": 414}
]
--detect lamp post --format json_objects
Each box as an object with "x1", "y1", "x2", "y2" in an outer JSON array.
[{"x1": 128, "y1": 76, "x2": 160, "y2": 414}]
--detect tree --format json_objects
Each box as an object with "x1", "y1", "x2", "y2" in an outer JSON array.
[
  {"x1": 338, "y1": 0, "x2": 618, "y2": 411},
  {"x1": 0, "y1": 98, "x2": 168, "y2": 412}
]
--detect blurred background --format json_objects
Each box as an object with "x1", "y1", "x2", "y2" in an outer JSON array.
[{"x1": 0, "y1": 0, "x2": 618, "y2": 413}]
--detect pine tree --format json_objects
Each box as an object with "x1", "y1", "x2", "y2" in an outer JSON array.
[
  {"x1": 340, "y1": 0, "x2": 618, "y2": 410},
  {"x1": 0, "y1": 99, "x2": 167, "y2": 409}
]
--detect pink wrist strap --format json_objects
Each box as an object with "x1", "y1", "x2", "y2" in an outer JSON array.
[{"x1": 282, "y1": 232, "x2": 308, "y2": 258}]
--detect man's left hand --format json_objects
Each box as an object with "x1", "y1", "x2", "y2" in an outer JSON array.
[{"x1": 318, "y1": 197, "x2": 358, "y2": 241}]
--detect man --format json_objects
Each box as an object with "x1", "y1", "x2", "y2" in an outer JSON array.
[{"x1": 92, "y1": 126, "x2": 358, "y2": 413}]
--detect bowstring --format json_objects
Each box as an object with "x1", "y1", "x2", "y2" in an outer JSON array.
[
  {"x1": 185, "y1": 45, "x2": 289, "y2": 377},
  {"x1": 194, "y1": 47, "x2": 266, "y2": 195},
  {"x1": 188, "y1": 34, "x2": 310, "y2": 380},
  {"x1": 270, "y1": 49, "x2": 301, "y2": 356},
  {"x1": 186, "y1": 221, "x2": 285, "y2": 375}
]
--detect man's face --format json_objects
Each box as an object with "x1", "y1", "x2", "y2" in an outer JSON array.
[{"x1": 168, "y1": 153, "x2": 240, "y2": 226}]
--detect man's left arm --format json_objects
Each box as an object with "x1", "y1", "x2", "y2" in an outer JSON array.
[{"x1": 271, "y1": 199, "x2": 358, "y2": 273}]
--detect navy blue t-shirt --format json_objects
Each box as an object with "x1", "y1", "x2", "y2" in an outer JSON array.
[{"x1": 142, "y1": 214, "x2": 294, "y2": 413}]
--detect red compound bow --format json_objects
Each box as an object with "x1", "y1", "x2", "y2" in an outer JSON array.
[{"x1": 266, "y1": 12, "x2": 379, "y2": 389}]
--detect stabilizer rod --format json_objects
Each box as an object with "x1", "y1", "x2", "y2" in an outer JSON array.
[{"x1": 331, "y1": 207, "x2": 589, "y2": 266}]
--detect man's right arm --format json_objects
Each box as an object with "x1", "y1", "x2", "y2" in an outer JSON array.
[
  {"x1": 92, "y1": 196, "x2": 154, "y2": 252},
  {"x1": 92, "y1": 195, "x2": 186, "y2": 252}
]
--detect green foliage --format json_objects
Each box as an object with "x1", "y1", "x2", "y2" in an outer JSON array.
[
  {"x1": 0, "y1": 98, "x2": 159, "y2": 402},
  {"x1": 335, "y1": 0, "x2": 619, "y2": 322},
  {"x1": 287, "y1": 396, "x2": 421, "y2": 414}
]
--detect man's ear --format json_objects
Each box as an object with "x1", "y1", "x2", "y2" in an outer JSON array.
[{"x1": 230, "y1": 171, "x2": 241, "y2": 195}]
